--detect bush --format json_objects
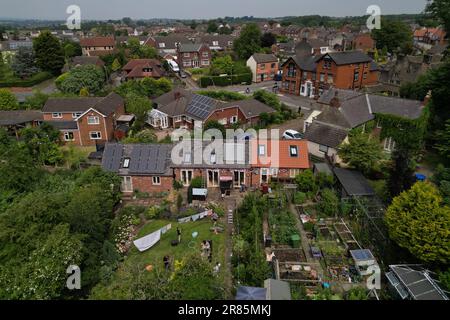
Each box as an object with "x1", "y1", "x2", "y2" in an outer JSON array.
[
  {"x1": 173, "y1": 180, "x2": 183, "y2": 190},
  {"x1": 190, "y1": 176, "x2": 205, "y2": 188},
  {"x1": 0, "y1": 71, "x2": 53, "y2": 88},
  {"x1": 199, "y1": 73, "x2": 252, "y2": 88},
  {"x1": 197, "y1": 90, "x2": 247, "y2": 102},
  {"x1": 145, "y1": 206, "x2": 163, "y2": 220},
  {"x1": 293, "y1": 192, "x2": 307, "y2": 204}
]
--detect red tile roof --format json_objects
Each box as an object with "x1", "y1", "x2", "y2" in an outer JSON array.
[
  {"x1": 80, "y1": 37, "x2": 115, "y2": 47},
  {"x1": 250, "y1": 139, "x2": 310, "y2": 169}
]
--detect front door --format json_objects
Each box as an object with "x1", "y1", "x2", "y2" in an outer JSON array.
[
  {"x1": 233, "y1": 170, "x2": 245, "y2": 187},
  {"x1": 261, "y1": 168, "x2": 269, "y2": 184},
  {"x1": 208, "y1": 170, "x2": 219, "y2": 187},
  {"x1": 121, "y1": 176, "x2": 133, "y2": 192},
  {"x1": 193, "y1": 60, "x2": 199, "y2": 68},
  {"x1": 260, "y1": 74, "x2": 265, "y2": 82}
]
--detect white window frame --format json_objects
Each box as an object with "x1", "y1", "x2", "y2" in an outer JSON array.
[
  {"x1": 89, "y1": 131, "x2": 102, "y2": 140},
  {"x1": 123, "y1": 158, "x2": 130, "y2": 168},
  {"x1": 181, "y1": 170, "x2": 193, "y2": 186},
  {"x1": 384, "y1": 137, "x2": 396, "y2": 152},
  {"x1": 290, "y1": 145, "x2": 298, "y2": 157},
  {"x1": 63, "y1": 131, "x2": 74, "y2": 141},
  {"x1": 159, "y1": 42, "x2": 165, "y2": 48},
  {"x1": 183, "y1": 52, "x2": 190, "y2": 58},
  {"x1": 201, "y1": 59, "x2": 209, "y2": 66},
  {"x1": 52, "y1": 112, "x2": 62, "y2": 119},
  {"x1": 87, "y1": 116, "x2": 100, "y2": 125},
  {"x1": 230, "y1": 115, "x2": 238, "y2": 124},
  {"x1": 174, "y1": 115, "x2": 182, "y2": 122},
  {"x1": 72, "y1": 112, "x2": 82, "y2": 118},
  {"x1": 290, "y1": 169, "x2": 301, "y2": 178},
  {"x1": 258, "y1": 144, "x2": 266, "y2": 156},
  {"x1": 202, "y1": 51, "x2": 209, "y2": 57},
  {"x1": 121, "y1": 176, "x2": 133, "y2": 192},
  {"x1": 152, "y1": 176, "x2": 161, "y2": 185},
  {"x1": 319, "y1": 144, "x2": 329, "y2": 153},
  {"x1": 270, "y1": 168, "x2": 278, "y2": 177}
]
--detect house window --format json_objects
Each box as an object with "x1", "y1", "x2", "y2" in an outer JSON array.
[
  {"x1": 260, "y1": 64, "x2": 265, "y2": 70},
  {"x1": 288, "y1": 63, "x2": 296, "y2": 77},
  {"x1": 52, "y1": 112, "x2": 62, "y2": 118},
  {"x1": 271, "y1": 63, "x2": 276, "y2": 68},
  {"x1": 302, "y1": 71, "x2": 308, "y2": 80},
  {"x1": 72, "y1": 112, "x2": 82, "y2": 118},
  {"x1": 121, "y1": 176, "x2": 133, "y2": 192},
  {"x1": 174, "y1": 116, "x2": 182, "y2": 122},
  {"x1": 384, "y1": 137, "x2": 396, "y2": 152},
  {"x1": 212, "y1": 41, "x2": 219, "y2": 46},
  {"x1": 181, "y1": 170, "x2": 193, "y2": 186},
  {"x1": 320, "y1": 73, "x2": 325, "y2": 82},
  {"x1": 363, "y1": 72, "x2": 368, "y2": 79},
  {"x1": 258, "y1": 144, "x2": 266, "y2": 156},
  {"x1": 202, "y1": 51, "x2": 209, "y2": 57},
  {"x1": 89, "y1": 131, "x2": 102, "y2": 140},
  {"x1": 230, "y1": 116, "x2": 238, "y2": 124},
  {"x1": 219, "y1": 118, "x2": 227, "y2": 125},
  {"x1": 87, "y1": 116, "x2": 100, "y2": 125},
  {"x1": 270, "y1": 168, "x2": 278, "y2": 177},
  {"x1": 354, "y1": 71, "x2": 360, "y2": 82},
  {"x1": 183, "y1": 61, "x2": 192, "y2": 67},
  {"x1": 261, "y1": 168, "x2": 269, "y2": 183},
  {"x1": 123, "y1": 157, "x2": 130, "y2": 168},
  {"x1": 319, "y1": 144, "x2": 329, "y2": 153},
  {"x1": 184, "y1": 52, "x2": 190, "y2": 58},
  {"x1": 64, "y1": 132, "x2": 74, "y2": 141},
  {"x1": 159, "y1": 43, "x2": 165, "y2": 48},
  {"x1": 201, "y1": 59, "x2": 209, "y2": 66},
  {"x1": 289, "y1": 145, "x2": 298, "y2": 157},
  {"x1": 152, "y1": 176, "x2": 161, "y2": 185},
  {"x1": 324, "y1": 60, "x2": 331, "y2": 69},
  {"x1": 327, "y1": 74, "x2": 334, "y2": 84},
  {"x1": 289, "y1": 169, "x2": 301, "y2": 178}
]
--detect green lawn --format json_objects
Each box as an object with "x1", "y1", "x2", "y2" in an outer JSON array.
[{"x1": 129, "y1": 219, "x2": 226, "y2": 270}]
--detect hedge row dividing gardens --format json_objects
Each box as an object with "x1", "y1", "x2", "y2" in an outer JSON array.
[
  {"x1": 199, "y1": 73, "x2": 252, "y2": 88},
  {"x1": 232, "y1": 192, "x2": 272, "y2": 287},
  {"x1": 0, "y1": 71, "x2": 53, "y2": 88}
]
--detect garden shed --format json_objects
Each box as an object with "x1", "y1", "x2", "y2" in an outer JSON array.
[{"x1": 333, "y1": 168, "x2": 375, "y2": 199}]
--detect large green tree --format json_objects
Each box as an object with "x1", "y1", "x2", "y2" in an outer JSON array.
[
  {"x1": 11, "y1": 47, "x2": 39, "y2": 79},
  {"x1": 125, "y1": 93, "x2": 152, "y2": 131},
  {"x1": 33, "y1": 31, "x2": 65, "y2": 75},
  {"x1": 385, "y1": 181, "x2": 450, "y2": 264},
  {"x1": 338, "y1": 132, "x2": 384, "y2": 175},
  {"x1": 372, "y1": 19, "x2": 413, "y2": 54},
  {"x1": 55, "y1": 65, "x2": 105, "y2": 95},
  {"x1": 233, "y1": 23, "x2": 262, "y2": 60},
  {"x1": 426, "y1": 0, "x2": 450, "y2": 35}
]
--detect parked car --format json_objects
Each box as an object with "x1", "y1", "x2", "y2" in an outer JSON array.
[
  {"x1": 179, "y1": 70, "x2": 187, "y2": 78},
  {"x1": 283, "y1": 129, "x2": 303, "y2": 140}
]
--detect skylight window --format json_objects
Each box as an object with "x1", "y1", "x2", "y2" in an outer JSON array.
[
  {"x1": 290, "y1": 146, "x2": 298, "y2": 157},
  {"x1": 123, "y1": 158, "x2": 130, "y2": 168}
]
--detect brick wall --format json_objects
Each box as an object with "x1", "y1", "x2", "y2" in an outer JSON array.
[
  {"x1": 206, "y1": 107, "x2": 246, "y2": 127},
  {"x1": 127, "y1": 176, "x2": 173, "y2": 193}
]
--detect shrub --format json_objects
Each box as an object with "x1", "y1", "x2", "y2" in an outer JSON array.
[
  {"x1": 190, "y1": 177, "x2": 205, "y2": 188},
  {"x1": 173, "y1": 180, "x2": 183, "y2": 190},
  {"x1": 293, "y1": 192, "x2": 307, "y2": 204},
  {"x1": 199, "y1": 73, "x2": 252, "y2": 88},
  {"x1": 145, "y1": 206, "x2": 163, "y2": 220},
  {"x1": 0, "y1": 71, "x2": 52, "y2": 88},
  {"x1": 197, "y1": 90, "x2": 247, "y2": 101}
]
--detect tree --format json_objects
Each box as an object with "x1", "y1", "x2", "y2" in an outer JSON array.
[
  {"x1": 56, "y1": 65, "x2": 105, "y2": 94},
  {"x1": 426, "y1": 0, "x2": 450, "y2": 34},
  {"x1": 207, "y1": 20, "x2": 218, "y2": 34},
  {"x1": 111, "y1": 58, "x2": 122, "y2": 72},
  {"x1": 385, "y1": 181, "x2": 450, "y2": 264},
  {"x1": 260, "y1": 32, "x2": 276, "y2": 48},
  {"x1": 11, "y1": 47, "x2": 39, "y2": 78},
  {"x1": 295, "y1": 169, "x2": 317, "y2": 193},
  {"x1": 33, "y1": 31, "x2": 65, "y2": 75},
  {"x1": 63, "y1": 41, "x2": 82, "y2": 59},
  {"x1": 23, "y1": 90, "x2": 49, "y2": 110},
  {"x1": 338, "y1": 132, "x2": 384, "y2": 175},
  {"x1": 233, "y1": 23, "x2": 262, "y2": 60},
  {"x1": 125, "y1": 93, "x2": 152, "y2": 131},
  {"x1": 435, "y1": 119, "x2": 450, "y2": 160},
  {"x1": 0, "y1": 89, "x2": 19, "y2": 110},
  {"x1": 372, "y1": 19, "x2": 413, "y2": 54},
  {"x1": 317, "y1": 189, "x2": 339, "y2": 217},
  {"x1": 122, "y1": 129, "x2": 157, "y2": 143},
  {"x1": 209, "y1": 55, "x2": 234, "y2": 75}
]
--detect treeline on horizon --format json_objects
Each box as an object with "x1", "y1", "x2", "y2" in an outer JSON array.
[{"x1": 0, "y1": 13, "x2": 438, "y2": 31}]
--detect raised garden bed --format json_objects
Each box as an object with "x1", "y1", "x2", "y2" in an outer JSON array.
[{"x1": 273, "y1": 248, "x2": 307, "y2": 262}]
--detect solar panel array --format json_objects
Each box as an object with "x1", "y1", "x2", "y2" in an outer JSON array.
[
  {"x1": 129, "y1": 144, "x2": 170, "y2": 174},
  {"x1": 185, "y1": 94, "x2": 217, "y2": 120}
]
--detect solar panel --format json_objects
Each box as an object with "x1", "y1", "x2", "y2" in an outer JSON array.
[{"x1": 185, "y1": 94, "x2": 217, "y2": 120}]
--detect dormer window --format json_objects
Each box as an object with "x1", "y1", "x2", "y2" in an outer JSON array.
[
  {"x1": 290, "y1": 145, "x2": 298, "y2": 157},
  {"x1": 123, "y1": 158, "x2": 130, "y2": 168}
]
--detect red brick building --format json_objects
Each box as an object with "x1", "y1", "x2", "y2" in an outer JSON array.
[
  {"x1": 280, "y1": 51, "x2": 379, "y2": 97},
  {"x1": 42, "y1": 93, "x2": 126, "y2": 146},
  {"x1": 177, "y1": 43, "x2": 211, "y2": 69},
  {"x1": 148, "y1": 89, "x2": 275, "y2": 130},
  {"x1": 352, "y1": 34, "x2": 376, "y2": 52},
  {"x1": 122, "y1": 59, "x2": 166, "y2": 80},
  {"x1": 246, "y1": 53, "x2": 279, "y2": 83},
  {"x1": 80, "y1": 37, "x2": 115, "y2": 56}
]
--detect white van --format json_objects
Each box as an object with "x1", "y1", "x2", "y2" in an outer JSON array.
[{"x1": 167, "y1": 59, "x2": 179, "y2": 72}]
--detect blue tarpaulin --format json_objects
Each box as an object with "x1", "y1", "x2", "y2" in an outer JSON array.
[{"x1": 236, "y1": 286, "x2": 267, "y2": 300}]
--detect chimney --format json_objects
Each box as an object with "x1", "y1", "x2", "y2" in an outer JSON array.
[{"x1": 423, "y1": 90, "x2": 432, "y2": 106}]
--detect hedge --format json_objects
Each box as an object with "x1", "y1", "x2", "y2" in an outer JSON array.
[
  {"x1": 199, "y1": 73, "x2": 252, "y2": 88},
  {"x1": 0, "y1": 72, "x2": 53, "y2": 88}
]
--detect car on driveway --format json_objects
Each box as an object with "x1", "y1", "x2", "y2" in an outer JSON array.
[
  {"x1": 282, "y1": 129, "x2": 303, "y2": 140},
  {"x1": 179, "y1": 70, "x2": 187, "y2": 78}
]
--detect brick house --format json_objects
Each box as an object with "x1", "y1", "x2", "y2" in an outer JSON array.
[
  {"x1": 122, "y1": 59, "x2": 165, "y2": 80},
  {"x1": 148, "y1": 89, "x2": 275, "y2": 130},
  {"x1": 280, "y1": 51, "x2": 379, "y2": 97},
  {"x1": 102, "y1": 139, "x2": 311, "y2": 194},
  {"x1": 352, "y1": 34, "x2": 376, "y2": 52},
  {"x1": 80, "y1": 37, "x2": 115, "y2": 56},
  {"x1": 246, "y1": 53, "x2": 279, "y2": 83},
  {"x1": 42, "y1": 92, "x2": 126, "y2": 146},
  {"x1": 144, "y1": 35, "x2": 191, "y2": 56},
  {"x1": 177, "y1": 43, "x2": 211, "y2": 69},
  {"x1": 414, "y1": 28, "x2": 447, "y2": 46},
  {"x1": 102, "y1": 143, "x2": 173, "y2": 194}
]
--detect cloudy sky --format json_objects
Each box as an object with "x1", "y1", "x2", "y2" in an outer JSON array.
[{"x1": 1, "y1": 0, "x2": 428, "y2": 20}]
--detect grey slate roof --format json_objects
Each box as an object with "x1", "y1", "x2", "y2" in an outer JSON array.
[
  {"x1": 304, "y1": 122, "x2": 348, "y2": 148},
  {"x1": 223, "y1": 99, "x2": 276, "y2": 119},
  {"x1": 44, "y1": 121, "x2": 78, "y2": 130},
  {"x1": 322, "y1": 51, "x2": 372, "y2": 65},
  {"x1": 333, "y1": 167, "x2": 375, "y2": 197},
  {"x1": 43, "y1": 92, "x2": 124, "y2": 116},
  {"x1": 102, "y1": 143, "x2": 173, "y2": 176},
  {"x1": 178, "y1": 43, "x2": 205, "y2": 53},
  {"x1": 317, "y1": 88, "x2": 360, "y2": 105},
  {"x1": 251, "y1": 53, "x2": 278, "y2": 64},
  {"x1": 0, "y1": 110, "x2": 43, "y2": 126},
  {"x1": 291, "y1": 55, "x2": 317, "y2": 72}
]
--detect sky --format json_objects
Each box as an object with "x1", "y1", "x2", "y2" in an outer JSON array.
[{"x1": 0, "y1": 0, "x2": 428, "y2": 20}]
